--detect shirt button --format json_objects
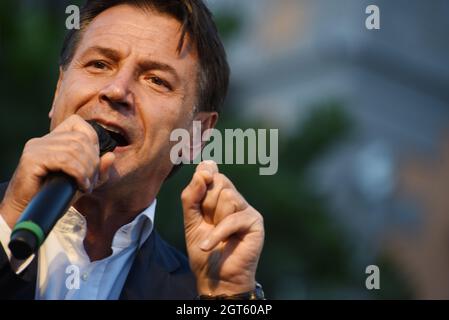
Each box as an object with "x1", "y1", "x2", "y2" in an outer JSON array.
[{"x1": 81, "y1": 273, "x2": 88, "y2": 281}]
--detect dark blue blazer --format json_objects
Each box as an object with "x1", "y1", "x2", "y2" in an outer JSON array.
[{"x1": 0, "y1": 182, "x2": 197, "y2": 299}]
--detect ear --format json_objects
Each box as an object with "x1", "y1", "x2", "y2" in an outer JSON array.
[
  {"x1": 193, "y1": 111, "x2": 218, "y2": 130},
  {"x1": 181, "y1": 111, "x2": 218, "y2": 163},
  {"x1": 193, "y1": 111, "x2": 218, "y2": 148},
  {"x1": 49, "y1": 67, "x2": 64, "y2": 119}
]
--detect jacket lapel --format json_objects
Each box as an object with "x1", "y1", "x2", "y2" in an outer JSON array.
[{"x1": 119, "y1": 230, "x2": 197, "y2": 300}]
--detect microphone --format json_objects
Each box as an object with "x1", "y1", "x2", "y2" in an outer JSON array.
[{"x1": 8, "y1": 120, "x2": 117, "y2": 260}]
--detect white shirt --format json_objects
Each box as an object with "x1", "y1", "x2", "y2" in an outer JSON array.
[{"x1": 0, "y1": 200, "x2": 156, "y2": 300}]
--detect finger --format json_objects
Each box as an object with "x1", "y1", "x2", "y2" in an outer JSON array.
[
  {"x1": 181, "y1": 170, "x2": 214, "y2": 223},
  {"x1": 52, "y1": 115, "x2": 99, "y2": 153},
  {"x1": 95, "y1": 152, "x2": 116, "y2": 187},
  {"x1": 199, "y1": 209, "x2": 263, "y2": 251},
  {"x1": 40, "y1": 152, "x2": 93, "y2": 192},
  {"x1": 25, "y1": 143, "x2": 97, "y2": 192},
  {"x1": 35, "y1": 133, "x2": 100, "y2": 188},
  {"x1": 201, "y1": 173, "x2": 235, "y2": 222},
  {"x1": 213, "y1": 187, "x2": 248, "y2": 225},
  {"x1": 195, "y1": 160, "x2": 219, "y2": 175},
  {"x1": 45, "y1": 132, "x2": 99, "y2": 166}
]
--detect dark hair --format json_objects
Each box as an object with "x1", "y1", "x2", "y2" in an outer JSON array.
[{"x1": 59, "y1": 0, "x2": 230, "y2": 113}]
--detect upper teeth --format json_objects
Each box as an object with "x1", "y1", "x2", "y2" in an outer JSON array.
[{"x1": 98, "y1": 123, "x2": 122, "y2": 135}]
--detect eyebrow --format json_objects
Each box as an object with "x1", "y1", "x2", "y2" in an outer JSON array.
[
  {"x1": 82, "y1": 46, "x2": 122, "y2": 62},
  {"x1": 81, "y1": 45, "x2": 180, "y2": 81}
]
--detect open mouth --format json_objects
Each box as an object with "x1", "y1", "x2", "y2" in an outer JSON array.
[
  {"x1": 96, "y1": 122, "x2": 130, "y2": 147},
  {"x1": 106, "y1": 130, "x2": 129, "y2": 147}
]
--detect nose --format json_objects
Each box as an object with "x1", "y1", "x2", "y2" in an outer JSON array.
[{"x1": 99, "y1": 67, "x2": 135, "y2": 111}]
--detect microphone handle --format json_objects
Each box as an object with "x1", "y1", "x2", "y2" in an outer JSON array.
[{"x1": 9, "y1": 174, "x2": 76, "y2": 259}]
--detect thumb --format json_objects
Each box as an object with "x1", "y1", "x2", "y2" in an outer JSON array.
[
  {"x1": 181, "y1": 169, "x2": 213, "y2": 226},
  {"x1": 95, "y1": 152, "x2": 116, "y2": 188}
]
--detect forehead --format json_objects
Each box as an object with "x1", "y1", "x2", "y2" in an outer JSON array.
[{"x1": 76, "y1": 4, "x2": 198, "y2": 69}]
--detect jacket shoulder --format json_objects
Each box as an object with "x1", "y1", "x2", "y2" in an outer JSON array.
[{"x1": 0, "y1": 181, "x2": 37, "y2": 299}]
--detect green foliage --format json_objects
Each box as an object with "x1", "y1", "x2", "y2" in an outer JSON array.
[
  {"x1": 214, "y1": 11, "x2": 243, "y2": 42},
  {"x1": 0, "y1": 2, "x2": 64, "y2": 179}
]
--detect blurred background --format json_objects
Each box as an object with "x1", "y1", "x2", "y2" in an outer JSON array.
[{"x1": 1, "y1": 0, "x2": 449, "y2": 299}]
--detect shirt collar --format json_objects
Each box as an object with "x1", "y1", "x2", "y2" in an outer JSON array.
[
  {"x1": 116, "y1": 199, "x2": 156, "y2": 249},
  {"x1": 56, "y1": 199, "x2": 156, "y2": 249}
]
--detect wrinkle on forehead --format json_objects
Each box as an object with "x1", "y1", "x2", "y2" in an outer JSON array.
[{"x1": 79, "y1": 4, "x2": 196, "y2": 61}]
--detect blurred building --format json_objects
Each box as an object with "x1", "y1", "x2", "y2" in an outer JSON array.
[{"x1": 209, "y1": 0, "x2": 449, "y2": 298}]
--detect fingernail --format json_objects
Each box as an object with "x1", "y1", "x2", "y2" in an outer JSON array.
[
  {"x1": 204, "y1": 160, "x2": 217, "y2": 172},
  {"x1": 203, "y1": 160, "x2": 216, "y2": 166},
  {"x1": 84, "y1": 178, "x2": 91, "y2": 192},
  {"x1": 199, "y1": 239, "x2": 210, "y2": 251}
]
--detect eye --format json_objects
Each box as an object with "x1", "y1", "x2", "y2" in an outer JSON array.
[
  {"x1": 92, "y1": 61, "x2": 107, "y2": 69},
  {"x1": 148, "y1": 76, "x2": 172, "y2": 91},
  {"x1": 86, "y1": 60, "x2": 109, "y2": 71},
  {"x1": 151, "y1": 77, "x2": 164, "y2": 86}
]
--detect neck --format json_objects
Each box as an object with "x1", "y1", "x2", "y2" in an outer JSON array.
[{"x1": 73, "y1": 183, "x2": 157, "y2": 261}]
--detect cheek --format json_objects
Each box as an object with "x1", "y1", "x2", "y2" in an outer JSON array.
[
  {"x1": 65, "y1": 71, "x2": 103, "y2": 103},
  {"x1": 53, "y1": 74, "x2": 102, "y2": 120},
  {"x1": 138, "y1": 99, "x2": 191, "y2": 153}
]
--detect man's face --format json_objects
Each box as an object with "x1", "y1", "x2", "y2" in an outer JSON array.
[{"x1": 50, "y1": 4, "x2": 212, "y2": 192}]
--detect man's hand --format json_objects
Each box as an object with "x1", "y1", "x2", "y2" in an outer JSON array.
[
  {"x1": 181, "y1": 160, "x2": 265, "y2": 295},
  {"x1": 0, "y1": 115, "x2": 115, "y2": 229}
]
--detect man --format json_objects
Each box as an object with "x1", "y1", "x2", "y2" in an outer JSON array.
[{"x1": 0, "y1": 0, "x2": 265, "y2": 299}]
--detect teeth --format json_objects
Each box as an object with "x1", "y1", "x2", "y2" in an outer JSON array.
[{"x1": 97, "y1": 122, "x2": 122, "y2": 135}]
